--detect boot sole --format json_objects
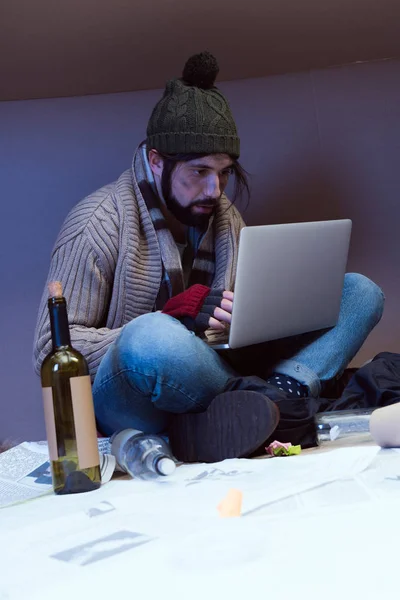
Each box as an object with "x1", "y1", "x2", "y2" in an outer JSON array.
[{"x1": 168, "y1": 390, "x2": 280, "y2": 463}]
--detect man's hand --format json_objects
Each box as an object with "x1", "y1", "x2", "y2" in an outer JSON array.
[
  {"x1": 162, "y1": 285, "x2": 233, "y2": 334},
  {"x1": 209, "y1": 290, "x2": 234, "y2": 331}
]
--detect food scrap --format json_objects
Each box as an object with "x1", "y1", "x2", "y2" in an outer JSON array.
[
  {"x1": 217, "y1": 488, "x2": 243, "y2": 518},
  {"x1": 266, "y1": 440, "x2": 301, "y2": 457}
]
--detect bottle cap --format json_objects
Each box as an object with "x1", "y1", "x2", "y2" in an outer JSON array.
[{"x1": 156, "y1": 457, "x2": 176, "y2": 476}]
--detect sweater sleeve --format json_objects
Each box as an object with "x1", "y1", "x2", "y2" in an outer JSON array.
[{"x1": 33, "y1": 231, "x2": 121, "y2": 381}]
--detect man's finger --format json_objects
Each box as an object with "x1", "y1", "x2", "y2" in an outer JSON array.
[
  {"x1": 214, "y1": 306, "x2": 232, "y2": 324},
  {"x1": 221, "y1": 298, "x2": 233, "y2": 314},
  {"x1": 223, "y1": 290, "x2": 234, "y2": 301},
  {"x1": 208, "y1": 316, "x2": 226, "y2": 331}
]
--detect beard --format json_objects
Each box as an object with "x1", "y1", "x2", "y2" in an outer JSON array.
[
  {"x1": 161, "y1": 166, "x2": 218, "y2": 227},
  {"x1": 164, "y1": 194, "x2": 218, "y2": 227}
]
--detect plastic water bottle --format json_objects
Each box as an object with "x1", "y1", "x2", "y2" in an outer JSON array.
[
  {"x1": 110, "y1": 429, "x2": 176, "y2": 479},
  {"x1": 315, "y1": 408, "x2": 374, "y2": 445}
]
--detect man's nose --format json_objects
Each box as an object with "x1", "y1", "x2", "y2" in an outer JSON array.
[{"x1": 204, "y1": 173, "x2": 221, "y2": 198}]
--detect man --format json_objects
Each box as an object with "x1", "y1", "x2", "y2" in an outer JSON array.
[{"x1": 33, "y1": 52, "x2": 385, "y2": 463}]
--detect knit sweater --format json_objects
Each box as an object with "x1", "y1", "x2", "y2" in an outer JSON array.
[{"x1": 33, "y1": 147, "x2": 245, "y2": 379}]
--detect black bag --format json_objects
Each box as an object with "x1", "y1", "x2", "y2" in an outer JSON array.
[{"x1": 224, "y1": 374, "x2": 331, "y2": 448}]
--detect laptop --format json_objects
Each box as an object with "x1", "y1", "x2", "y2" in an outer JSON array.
[{"x1": 209, "y1": 219, "x2": 352, "y2": 351}]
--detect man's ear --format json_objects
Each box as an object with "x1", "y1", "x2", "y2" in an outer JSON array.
[{"x1": 148, "y1": 149, "x2": 164, "y2": 177}]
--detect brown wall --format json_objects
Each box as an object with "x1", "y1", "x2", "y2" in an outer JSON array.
[{"x1": 0, "y1": 58, "x2": 399, "y2": 442}]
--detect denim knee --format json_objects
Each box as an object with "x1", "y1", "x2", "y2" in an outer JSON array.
[
  {"x1": 116, "y1": 312, "x2": 196, "y2": 374},
  {"x1": 344, "y1": 273, "x2": 385, "y2": 325}
]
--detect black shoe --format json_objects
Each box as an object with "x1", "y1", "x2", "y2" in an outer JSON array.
[{"x1": 168, "y1": 390, "x2": 280, "y2": 463}]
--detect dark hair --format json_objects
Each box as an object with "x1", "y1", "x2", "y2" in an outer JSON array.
[{"x1": 154, "y1": 151, "x2": 250, "y2": 211}]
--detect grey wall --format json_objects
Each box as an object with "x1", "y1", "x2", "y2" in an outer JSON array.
[{"x1": 1, "y1": 58, "x2": 399, "y2": 444}]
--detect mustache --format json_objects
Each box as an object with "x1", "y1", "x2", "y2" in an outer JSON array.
[{"x1": 191, "y1": 198, "x2": 219, "y2": 208}]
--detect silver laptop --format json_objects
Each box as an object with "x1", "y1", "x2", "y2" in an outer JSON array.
[{"x1": 209, "y1": 219, "x2": 352, "y2": 350}]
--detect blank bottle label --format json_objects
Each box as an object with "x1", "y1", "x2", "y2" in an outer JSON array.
[
  {"x1": 42, "y1": 386, "x2": 58, "y2": 460},
  {"x1": 70, "y1": 375, "x2": 100, "y2": 469}
]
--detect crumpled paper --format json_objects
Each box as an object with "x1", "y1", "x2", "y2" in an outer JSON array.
[{"x1": 266, "y1": 440, "x2": 301, "y2": 457}]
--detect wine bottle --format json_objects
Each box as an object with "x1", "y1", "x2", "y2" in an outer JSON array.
[{"x1": 41, "y1": 281, "x2": 101, "y2": 494}]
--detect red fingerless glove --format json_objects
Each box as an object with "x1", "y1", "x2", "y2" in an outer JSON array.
[{"x1": 162, "y1": 284, "x2": 224, "y2": 333}]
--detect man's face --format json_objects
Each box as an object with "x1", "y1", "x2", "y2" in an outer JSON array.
[{"x1": 163, "y1": 154, "x2": 233, "y2": 227}]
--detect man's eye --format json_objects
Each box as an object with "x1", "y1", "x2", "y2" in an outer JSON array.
[{"x1": 193, "y1": 169, "x2": 207, "y2": 176}]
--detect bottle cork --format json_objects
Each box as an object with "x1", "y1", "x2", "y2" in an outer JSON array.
[{"x1": 48, "y1": 281, "x2": 63, "y2": 298}]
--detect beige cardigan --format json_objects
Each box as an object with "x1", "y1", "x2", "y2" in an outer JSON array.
[{"x1": 33, "y1": 152, "x2": 245, "y2": 379}]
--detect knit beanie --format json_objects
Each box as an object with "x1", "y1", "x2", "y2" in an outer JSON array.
[{"x1": 146, "y1": 51, "x2": 240, "y2": 158}]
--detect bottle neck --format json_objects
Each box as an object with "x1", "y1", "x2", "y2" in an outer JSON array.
[{"x1": 48, "y1": 297, "x2": 71, "y2": 350}]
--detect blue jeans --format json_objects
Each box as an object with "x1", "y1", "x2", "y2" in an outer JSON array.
[{"x1": 93, "y1": 273, "x2": 385, "y2": 436}]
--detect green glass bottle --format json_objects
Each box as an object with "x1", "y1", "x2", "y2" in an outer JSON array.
[{"x1": 41, "y1": 281, "x2": 101, "y2": 494}]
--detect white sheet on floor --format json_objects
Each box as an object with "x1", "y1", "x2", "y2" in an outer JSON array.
[
  {"x1": 0, "y1": 445, "x2": 387, "y2": 599},
  {"x1": 1, "y1": 445, "x2": 379, "y2": 532}
]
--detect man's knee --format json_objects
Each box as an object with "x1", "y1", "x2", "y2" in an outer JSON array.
[
  {"x1": 344, "y1": 273, "x2": 385, "y2": 322},
  {"x1": 118, "y1": 312, "x2": 196, "y2": 371}
]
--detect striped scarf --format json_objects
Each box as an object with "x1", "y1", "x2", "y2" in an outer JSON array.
[{"x1": 134, "y1": 144, "x2": 217, "y2": 308}]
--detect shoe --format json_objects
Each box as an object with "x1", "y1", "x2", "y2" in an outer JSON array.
[{"x1": 168, "y1": 390, "x2": 280, "y2": 463}]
